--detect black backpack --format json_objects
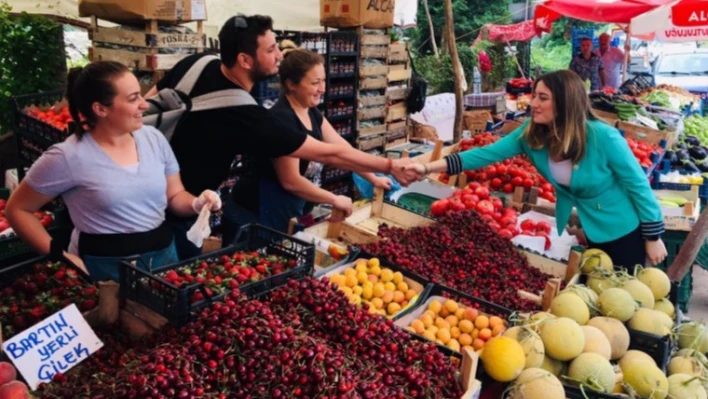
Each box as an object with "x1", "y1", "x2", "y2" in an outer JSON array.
[{"x1": 406, "y1": 48, "x2": 427, "y2": 114}]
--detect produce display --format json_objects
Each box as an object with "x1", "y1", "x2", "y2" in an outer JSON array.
[
  {"x1": 440, "y1": 132, "x2": 557, "y2": 203},
  {"x1": 665, "y1": 131, "x2": 708, "y2": 173},
  {"x1": 24, "y1": 104, "x2": 73, "y2": 132},
  {"x1": 625, "y1": 137, "x2": 664, "y2": 170},
  {"x1": 326, "y1": 257, "x2": 422, "y2": 317},
  {"x1": 404, "y1": 298, "x2": 507, "y2": 352},
  {"x1": 0, "y1": 198, "x2": 53, "y2": 237},
  {"x1": 37, "y1": 279, "x2": 464, "y2": 398},
  {"x1": 0, "y1": 362, "x2": 29, "y2": 399},
  {"x1": 364, "y1": 210, "x2": 554, "y2": 311},
  {"x1": 0, "y1": 260, "x2": 99, "y2": 339},
  {"x1": 639, "y1": 84, "x2": 701, "y2": 112},
  {"x1": 157, "y1": 251, "x2": 299, "y2": 303}
]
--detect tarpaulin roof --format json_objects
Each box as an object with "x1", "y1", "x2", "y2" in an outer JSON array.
[
  {"x1": 482, "y1": 20, "x2": 538, "y2": 43},
  {"x1": 534, "y1": 0, "x2": 675, "y2": 33}
]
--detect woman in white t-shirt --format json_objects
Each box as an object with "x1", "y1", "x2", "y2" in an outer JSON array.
[{"x1": 6, "y1": 61, "x2": 221, "y2": 281}]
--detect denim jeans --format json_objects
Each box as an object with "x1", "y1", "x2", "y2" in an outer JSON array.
[{"x1": 83, "y1": 241, "x2": 179, "y2": 282}]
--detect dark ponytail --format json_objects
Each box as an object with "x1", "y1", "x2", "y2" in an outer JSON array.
[{"x1": 66, "y1": 61, "x2": 129, "y2": 137}]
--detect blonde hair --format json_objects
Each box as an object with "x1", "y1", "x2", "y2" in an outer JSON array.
[{"x1": 523, "y1": 70, "x2": 597, "y2": 163}]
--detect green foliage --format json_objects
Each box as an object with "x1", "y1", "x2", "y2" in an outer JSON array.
[
  {"x1": 411, "y1": 0, "x2": 512, "y2": 56},
  {"x1": 531, "y1": 41, "x2": 572, "y2": 73},
  {"x1": 414, "y1": 41, "x2": 513, "y2": 94},
  {"x1": 0, "y1": 2, "x2": 65, "y2": 134}
]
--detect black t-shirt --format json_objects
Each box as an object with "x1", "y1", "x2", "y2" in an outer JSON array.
[
  {"x1": 231, "y1": 96, "x2": 324, "y2": 213},
  {"x1": 155, "y1": 53, "x2": 308, "y2": 196}
]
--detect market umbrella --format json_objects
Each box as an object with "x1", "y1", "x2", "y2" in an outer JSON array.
[
  {"x1": 630, "y1": 0, "x2": 708, "y2": 41},
  {"x1": 533, "y1": 0, "x2": 674, "y2": 33}
]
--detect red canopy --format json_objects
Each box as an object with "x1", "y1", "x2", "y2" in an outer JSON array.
[
  {"x1": 673, "y1": 0, "x2": 708, "y2": 26},
  {"x1": 534, "y1": 0, "x2": 675, "y2": 33},
  {"x1": 484, "y1": 21, "x2": 538, "y2": 42}
]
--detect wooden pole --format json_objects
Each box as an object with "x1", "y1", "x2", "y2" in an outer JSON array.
[
  {"x1": 443, "y1": 0, "x2": 464, "y2": 143},
  {"x1": 667, "y1": 209, "x2": 708, "y2": 281},
  {"x1": 422, "y1": 0, "x2": 439, "y2": 59}
]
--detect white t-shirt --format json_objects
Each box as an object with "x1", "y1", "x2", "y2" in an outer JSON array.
[
  {"x1": 548, "y1": 158, "x2": 572, "y2": 187},
  {"x1": 595, "y1": 47, "x2": 625, "y2": 89}
]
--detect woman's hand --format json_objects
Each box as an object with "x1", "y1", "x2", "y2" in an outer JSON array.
[
  {"x1": 404, "y1": 163, "x2": 427, "y2": 181},
  {"x1": 332, "y1": 195, "x2": 353, "y2": 217},
  {"x1": 192, "y1": 190, "x2": 222, "y2": 213},
  {"x1": 370, "y1": 176, "x2": 393, "y2": 190},
  {"x1": 64, "y1": 251, "x2": 87, "y2": 274},
  {"x1": 646, "y1": 239, "x2": 668, "y2": 266}
]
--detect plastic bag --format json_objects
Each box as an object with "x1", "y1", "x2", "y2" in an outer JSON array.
[
  {"x1": 186, "y1": 206, "x2": 211, "y2": 248},
  {"x1": 352, "y1": 173, "x2": 401, "y2": 200}
]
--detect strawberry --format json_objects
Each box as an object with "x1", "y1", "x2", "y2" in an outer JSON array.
[
  {"x1": 29, "y1": 305, "x2": 45, "y2": 319},
  {"x1": 12, "y1": 315, "x2": 27, "y2": 329},
  {"x1": 66, "y1": 269, "x2": 77, "y2": 279},
  {"x1": 256, "y1": 265, "x2": 267, "y2": 274},
  {"x1": 80, "y1": 299, "x2": 97, "y2": 312},
  {"x1": 83, "y1": 286, "x2": 97, "y2": 297}
]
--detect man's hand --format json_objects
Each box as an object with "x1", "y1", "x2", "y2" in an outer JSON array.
[
  {"x1": 332, "y1": 195, "x2": 353, "y2": 216},
  {"x1": 404, "y1": 163, "x2": 428, "y2": 182},
  {"x1": 391, "y1": 158, "x2": 417, "y2": 187}
]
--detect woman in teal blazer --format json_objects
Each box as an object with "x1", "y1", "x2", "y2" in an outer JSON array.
[{"x1": 412, "y1": 70, "x2": 667, "y2": 269}]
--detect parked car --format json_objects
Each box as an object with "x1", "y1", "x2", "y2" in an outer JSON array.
[{"x1": 652, "y1": 49, "x2": 708, "y2": 96}]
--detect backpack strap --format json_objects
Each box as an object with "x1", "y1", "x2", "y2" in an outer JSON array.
[
  {"x1": 174, "y1": 54, "x2": 220, "y2": 96},
  {"x1": 190, "y1": 88, "x2": 257, "y2": 111}
]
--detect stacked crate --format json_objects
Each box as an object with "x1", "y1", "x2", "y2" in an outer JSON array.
[
  {"x1": 356, "y1": 29, "x2": 390, "y2": 154},
  {"x1": 87, "y1": 16, "x2": 205, "y2": 93},
  {"x1": 385, "y1": 42, "x2": 412, "y2": 150}
]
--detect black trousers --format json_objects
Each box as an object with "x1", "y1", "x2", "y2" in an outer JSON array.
[{"x1": 587, "y1": 227, "x2": 647, "y2": 272}]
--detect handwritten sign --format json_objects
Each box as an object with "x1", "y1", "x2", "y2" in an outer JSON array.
[
  {"x1": 1, "y1": 304, "x2": 103, "y2": 390},
  {"x1": 636, "y1": 115, "x2": 659, "y2": 131}
]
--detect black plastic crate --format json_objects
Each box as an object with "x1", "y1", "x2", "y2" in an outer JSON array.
[
  {"x1": 119, "y1": 224, "x2": 315, "y2": 325},
  {"x1": 12, "y1": 90, "x2": 72, "y2": 145},
  {"x1": 0, "y1": 189, "x2": 69, "y2": 264},
  {"x1": 564, "y1": 384, "x2": 620, "y2": 399}
]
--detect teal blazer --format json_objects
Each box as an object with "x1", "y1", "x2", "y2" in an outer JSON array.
[{"x1": 445, "y1": 119, "x2": 664, "y2": 243}]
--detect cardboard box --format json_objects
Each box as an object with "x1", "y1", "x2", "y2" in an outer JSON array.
[
  {"x1": 655, "y1": 186, "x2": 700, "y2": 232},
  {"x1": 320, "y1": 0, "x2": 395, "y2": 29},
  {"x1": 79, "y1": 0, "x2": 207, "y2": 25}
]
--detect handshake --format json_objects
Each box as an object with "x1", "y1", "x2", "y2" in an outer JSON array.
[{"x1": 389, "y1": 158, "x2": 431, "y2": 187}]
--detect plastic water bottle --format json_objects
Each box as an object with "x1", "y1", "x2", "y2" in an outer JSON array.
[{"x1": 473, "y1": 67, "x2": 482, "y2": 94}]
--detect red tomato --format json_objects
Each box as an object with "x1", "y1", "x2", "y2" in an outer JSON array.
[
  {"x1": 497, "y1": 229, "x2": 513, "y2": 239},
  {"x1": 503, "y1": 183, "x2": 514, "y2": 193},
  {"x1": 450, "y1": 201, "x2": 466, "y2": 212},
  {"x1": 511, "y1": 176, "x2": 523, "y2": 186},
  {"x1": 535, "y1": 221, "x2": 552, "y2": 235},
  {"x1": 476, "y1": 200, "x2": 495, "y2": 215},
  {"x1": 480, "y1": 214, "x2": 495, "y2": 224},
  {"x1": 499, "y1": 216, "x2": 515, "y2": 227},
  {"x1": 490, "y1": 178, "x2": 503, "y2": 188},
  {"x1": 490, "y1": 196, "x2": 503, "y2": 211},
  {"x1": 522, "y1": 178, "x2": 534, "y2": 189},
  {"x1": 496, "y1": 165, "x2": 508, "y2": 175},
  {"x1": 486, "y1": 165, "x2": 497, "y2": 177},
  {"x1": 488, "y1": 222, "x2": 501, "y2": 231},
  {"x1": 520, "y1": 219, "x2": 537, "y2": 231},
  {"x1": 467, "y1": 182, "x2": 481, "y2": 191},
  {"x1": 430, "y1": 200, "x2": 449, "y2": 216},
  {"x1": 474, "y1": 186, "x2": 490, "y2": 200}
]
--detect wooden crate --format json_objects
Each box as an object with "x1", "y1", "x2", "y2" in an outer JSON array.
[
  {"x1": 360, "y1": 76, "x2": 388, "y2": 90},
  {"x1": 358, "y1": 106, "x2": 386, "y2": 120},
  {"x1": 360, "y1": 65, "x2": 389, "y2": 77},
  {"x1": 385, "y1": 136, "x2": 408, "y2": 150},
  {"x1": 386, "y1": 87, "x2": 408, "y2": 102},
  {"x1": 359, "y1": 95, "x2": 387, "y2": 108},
  {"x1": 360, "y1": 34, "x2": 390, "y2": 46},
  {"x1": 388, "y1": 43, "x2": 409, "y2": 63},
  {"x1": 89, "y1": 22, "x2": 205, "y2": 49},
  {"x1": 617, "y1": 121, "x2": 675, "y2": 147},
  {"x1": 388, "y1": 68, "x2": 411, "y2": 82},
  {"x1": 358, "y1": 134, "x2": 385, "y2": 151},
  {"x1": 358, "y1": 123, "x2": 387, "y2": 137},
  {"x1": 89, "y1": 47, "x2": 192, "y2": 70},
  {"x1": 361, "y1": 46, "x2": 389, "y2": 59},
  {"x1": 386, "y1": 101, "x2": 407, "y2": 122},
  {"x1": 592, "y1": 109, "x2": 620, "y2": 127},
  {"x1": 517, "y1": 249, "x2": 583, "y2": 311}
]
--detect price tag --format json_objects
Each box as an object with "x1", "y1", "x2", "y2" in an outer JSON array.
[
  {"x1": 2, "y1": 304, "x2": 103, "y2": 390},
  {"x1": 636, "y1": 115, "x2": 659, "y2": 130}
]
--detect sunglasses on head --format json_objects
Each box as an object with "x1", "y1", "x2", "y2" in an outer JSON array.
[{"x1": 234, "y1": 16, "x2": 248, "y2": 29}]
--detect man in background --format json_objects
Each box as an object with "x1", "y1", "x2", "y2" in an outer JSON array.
[
  {"x1": 570, "y1": 37, "x2": 605, "y2": 91},
  {"x1": 595, "y1": 33, "x2": 629, "y2": 89}
]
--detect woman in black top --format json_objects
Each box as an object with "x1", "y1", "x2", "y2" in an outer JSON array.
[{"x1": 231, "y1": 49, "x2": 391, "y2": 233}]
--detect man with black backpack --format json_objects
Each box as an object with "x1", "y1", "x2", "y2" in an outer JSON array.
[{"x1": 147, "y1": 14, "x2": 417, "y2": 260}]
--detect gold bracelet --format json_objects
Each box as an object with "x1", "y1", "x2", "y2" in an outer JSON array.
[{"x1": 423, "y1": 164, "x2": 430, "y2": 175}]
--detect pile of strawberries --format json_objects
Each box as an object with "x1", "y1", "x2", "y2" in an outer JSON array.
[
  {"x1": 0, "y1": 260, "x2": 99, "y2": 339},
  {"x1": 156, "y1": 251, "x2": 299, "y2": 303}
]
